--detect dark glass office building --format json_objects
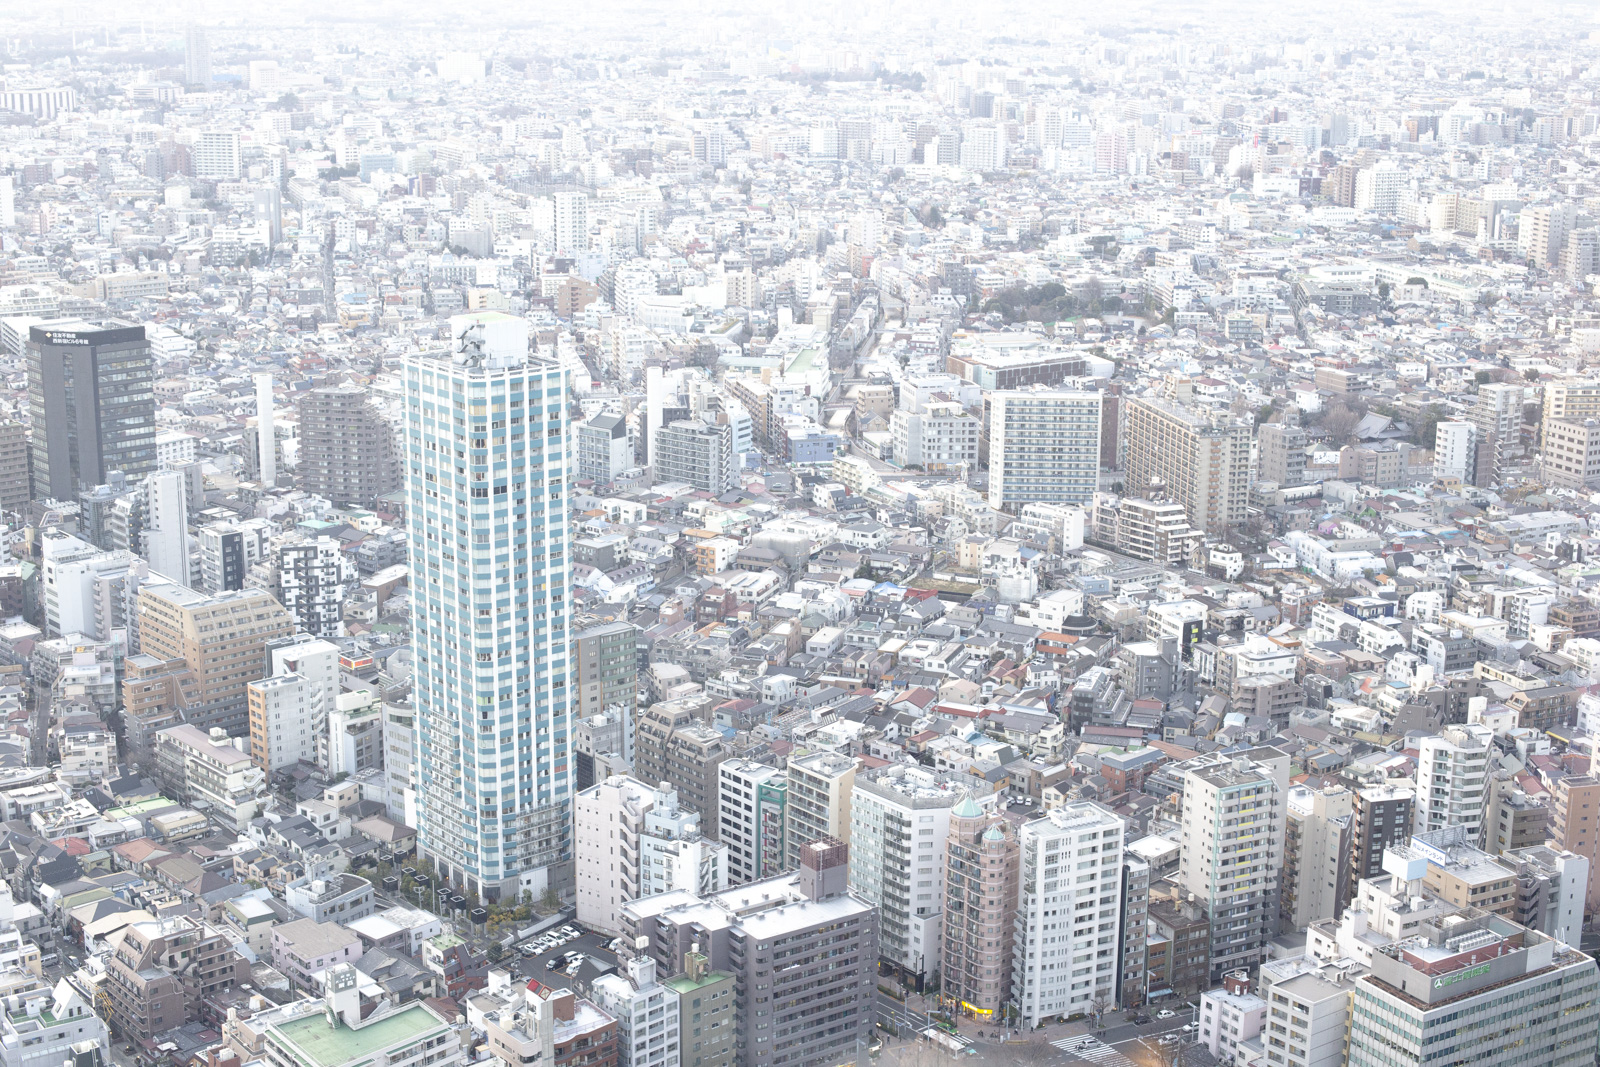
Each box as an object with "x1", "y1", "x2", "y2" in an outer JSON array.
[{"x1": 27, "y1": 319, "x2": 156, "y2": 499}]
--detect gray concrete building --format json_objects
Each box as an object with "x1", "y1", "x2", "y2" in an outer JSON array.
[
  {"x1": 653, "y1": 418, "x2": 736, "y2": 493},
  {"x1": 618, "y1": 840, "x2": 878, "y2": 1067},
  {"x1": 297, "y1": 384, "x2": 400, "y2": 505}
]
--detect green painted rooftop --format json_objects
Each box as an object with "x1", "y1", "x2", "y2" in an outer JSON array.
[{"x1": 273, "y1": 1003, "x2": 442, "y2": 1067}]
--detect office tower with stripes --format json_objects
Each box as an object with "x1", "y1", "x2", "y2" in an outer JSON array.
[{"x1": 403, "y1": 327, "x2": 572, "y2": 902}]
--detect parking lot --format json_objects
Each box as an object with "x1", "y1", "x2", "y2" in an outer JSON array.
[{"x1": 501, "y1": 924, "x2": 620, "y2": 984}]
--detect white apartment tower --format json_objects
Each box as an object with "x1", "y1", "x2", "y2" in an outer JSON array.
[
  {"x1": 848, "y1": 765, "x2": 988, "y2": 989},
  {"x1": 1414, "y1": 723, "x2": 1492, "y2": 840},
  {"x1": 246, "y1": 636, "x2": 340, "y2": 773},
  {"x1": 1178, "y1": 748, "x2": 1290, "y2": 981},
  {"x1": 986, "y1": 389, "x2": 1103, "y2": 510},
  {"x1": 403, "y1": 337, "x2": 572, "y2": 902},
  {"x1": 574, "y1": 775, "x2": 727, "y2": 936},
  {"x1": 194, "y1": 131, "x2": 242, "y2": 181},
  {"x1": 143, "y1": 470, "x2": 190, "y2": 587},
  {"x1": 1012, "y1": 801, "x2": 1126, "y2": 1028},
  {"x1": 554, "y1": 191, "x2": 589, "y2": 256},
  {"x1": 1434, "y1": 420, "x2": 1477, "y2": 483}
]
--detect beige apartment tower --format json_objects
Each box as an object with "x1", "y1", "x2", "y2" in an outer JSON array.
[{"x1": 1124, "y1": 395, "x2": 1252, "y2": 534}]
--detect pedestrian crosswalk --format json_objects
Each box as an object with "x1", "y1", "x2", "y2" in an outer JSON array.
[{"x1": 1050, "y1": 1036, "x2": 1137, "y2": 1066}]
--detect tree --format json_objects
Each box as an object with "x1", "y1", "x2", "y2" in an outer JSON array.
[
  {"x1": 1475, "y1": 370, "x2": 1492, "y2": 385},
  {"x1": 1418, "y1": 403, "x2": 1445, "y2": 449},
  {"x1": 1318, "y1": 398, "x2": 1366, "y2": 444},
  {"x1": 487, "y1": 942, "x2": 504, "y2": 963}
]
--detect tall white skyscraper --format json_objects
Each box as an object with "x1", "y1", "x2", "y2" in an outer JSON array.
[
  {"x1": 183, "y1": 25, "x2": 212, "y2": 89},
  {"x1": 553, "y1": 190, "x2": 588, "y2": 256},
  {"x1": 403, "y1": 327, "x2": 573, "y2": 903},
  {"x1": 254, "y1": 373, "x2": 275, "y2": 488},
  {"x1": 143, "y1": 470, "x2": 189, "y2": 587},
  {"x1": 1012, "y1": 801, "x2": 1126, "y2": 1028}
]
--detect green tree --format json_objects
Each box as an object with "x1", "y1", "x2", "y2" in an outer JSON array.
[
  {"x1": 1475, "y1": 370, "x2": 1492, "y2": 385},
  {"x1": 487, "y1": 942, "x2": 504, "y2": 963}
]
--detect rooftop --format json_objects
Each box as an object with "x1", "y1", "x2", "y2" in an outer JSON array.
[{"x1": 271, "y1": 1002, "x2": 444, "y2": 1067}]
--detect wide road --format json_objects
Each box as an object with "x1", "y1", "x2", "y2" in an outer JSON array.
[{"x1": 873, "y1": 989, "x2": 937, "y2": 1037}]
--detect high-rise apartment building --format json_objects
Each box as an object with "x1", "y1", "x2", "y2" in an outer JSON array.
[
  {"x1": 183, "y1": 24, "x2": 212, "y2": 88},
  {"x1": 619, "y1": 840, "x2": 878, "y2": 1067},
  {"x1": 193, "y1": 131, "x2": 242, "y2": 181},
  {"x1": 577, "y1": 413, "x2": 632, "y2": 485},
  {"x1": 0, "y1": 421, "x2": 30, "y2": 516},
  {"x1": 27, "y1": 320, "x2": 156, "y2": 499},
  {"x1": 1346, "y1": 780, "x2": 1414, "y2": 906},
  {"x1": 197, "y1": 519, "x2": 271, "y2": 594},
  {"x1": 1012, "y1": 802, "x2": 1127, "y2": 1027},
  {"x1": 1434, "y1": 420, "x2": 1478, "y2": 483},
  {"x1": 985, "y1": 388, "x2": 1102, "y2": 510},
  {"x1": 278, "y1": 537, "x2": 353, "y2": 638},
  {"x1": 403, "y1": 340, "x2": 573, "y2": 902},
  {"x1": 890, "y1": 401, "x2": 979, "y2": 473},
  {"x1": 1117, "y1": 855, "x2": 1150, "y2": 1009},
  {"x1": 1469, "y1": 382, "x2": 1523, "y2": 485},
  {"x1": 665, "y1": 952, "x2": 735, "y2": 1067},
  {"x1": 1281, "y1": 784, "x2": 1354, "y2": 930},
  {"x1": 1543, "y1": 378, "x2": 1600, "y2": 422},
  {"x1": 143, "y1": 470, "x2": 190, "y2": 586},
  {"x1": 246, "y1": 636, "x2": 340, "y2": 773},
  {"x1": 1413, "y1": 723, "x2": 1492, "y2": 839},
  {"x1": 1177, "y1": 748, "x2": 1289, "y2": 981},
  {"x1": 131, "y1": 582, "x2": 293, "y2": 747},
  {"x1": 653, "y1": 419, "x2": 736, "y2": 493},
  {"x1": 1256, "y1": 423, "x2": 1308, "y2": 487},
  {"x1": 592, "y1": 957, "x2": 679, "y2": 1067},
  {"x1": 1500, "y1": 843, "x2": 1589, "y2": 948},
  {"x1": 554, "y1": 190, "x2": 589, "y2": 256},
  {"x1": 575, "y1": 775, "x2": 727, "y2": 936},
  {"x1": 573, "y1": 621, "x2": 638, "y2": 719},
  {"x1": 940, "y1": 797, "x2": 1018, "y2": 1019},
  {"x1": 1256, "y1": 954, "x2": 1361, "y2": 1067},
  {"x1": 784, "y1": 750, "x2": 856, "y2": 868},
  {"x1": 1551, "y1": 773, "x2": 1600, "y2": 914},
  {"x1": 1542, "y1": 416, "x2": 1600, "y2": 489},
  {"x1": 718, "y1": 759, "x2": 788, "y2": 885},
  {"x1": 297, "y1": 385, "x2": 401, "y2": 506},
  {"x1": 849, "y1": 765, "x2": 987, "y2": 989},
  {"x1": 633, "y1": 700, "x2": 727, "y2": 835},
  {"x1": 1125, "y1": 395, "x2": 1252, "y2": 534}
]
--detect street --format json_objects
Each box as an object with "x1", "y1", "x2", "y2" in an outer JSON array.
[{"x1": 869, "y1": 993, "x2": 1200, "y2": 1066}]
